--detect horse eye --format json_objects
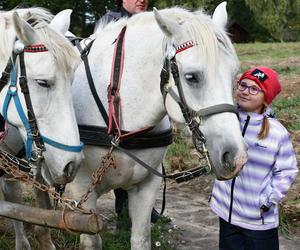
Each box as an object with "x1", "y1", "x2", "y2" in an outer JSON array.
[
  {"x1": 36, "y1": 79, "x2": 50, "y2": 88},
  {"x1": 185, "y1": 73, "x2": 198, "y2": 83},
  {"x1": 184, "y1": 72, "x2": 203, "y2": 88}
]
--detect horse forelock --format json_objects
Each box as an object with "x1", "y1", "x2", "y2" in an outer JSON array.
[
  {"x1": 36, "y1": 27, "x2": 80, "y2": 75},
  {"x1": 0, "y1": 7, "x2": 79, "y2": 77},
  {"x1": 127, "y1": 7, "x2": 238, "y2": 75}
]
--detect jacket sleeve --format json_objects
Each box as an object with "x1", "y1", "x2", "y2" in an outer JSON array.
[
  {"x1": 266, "y1": 132, "x2": 298, "y2": 207},
  {"x1": 94, "y1": 12, "x2": 119, "y2": 33}
]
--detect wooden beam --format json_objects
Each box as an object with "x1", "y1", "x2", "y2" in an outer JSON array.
[{"x1": 0, "y1": 200, "x2": 103, "y2": 234}]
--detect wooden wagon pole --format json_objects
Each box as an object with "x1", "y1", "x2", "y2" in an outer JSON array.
[{"x1": 0, "y1": 200, "x2": 103, "y2": 234}]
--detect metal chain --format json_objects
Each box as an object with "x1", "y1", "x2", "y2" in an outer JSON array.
[
  {"x1": 0, "y1": 145, "x2": 116, "y2": 214},
  {"x1": 77, "y1": 146, "x2": 116, "y2": 208},
  {"x1": 0, "y1": 151, "x2": 91, "y2": 214}
]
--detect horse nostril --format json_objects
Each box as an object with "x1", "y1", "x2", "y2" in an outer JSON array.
[
  {"x1": 64, "y1": 161, "x2": 75, "y2": 179},
  {"x1": 222, "y1": 152, "x2": 235, "y2": 172}
]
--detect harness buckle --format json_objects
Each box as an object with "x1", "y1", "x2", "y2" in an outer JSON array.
[
  {"x1": 30, "y1": 149, "x2": 44, "y2": 162},
  {"x1": 110, "y1": 136, "x2": 120, "y2": 147},
  {"x1": 8, "y1": 85, "x2": 17, "y2": 95}
]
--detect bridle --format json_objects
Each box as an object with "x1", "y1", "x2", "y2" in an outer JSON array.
[
  {"x1": 0, "y1": 41, "x2": 84, "y2": 163},
  {"x1": 160, "y1": 40, "x2": 238, "y2": 170}
]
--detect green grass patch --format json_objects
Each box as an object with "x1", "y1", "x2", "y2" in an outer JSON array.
[
  {"x1": 279, "y1": 205, "x2": 292, "y2": 239},
  {"x1": 272, "y1": 95, "x2": 300, "y2": 130},
  {"x1": 164, "y1": 131, "x2": 193, "y2": 172},
  {"x1": 235, "y1": 42, "x2": 300, "y2": 76},
  {"x1": 0, "y1": 231, "x2": 15, "y2": 249},
  {"x1": 235, "y1": 42, "x2": 300, "y2": 61},
  {"x1": 102, "y1": 214, "x2": 178, "y2": 250}
]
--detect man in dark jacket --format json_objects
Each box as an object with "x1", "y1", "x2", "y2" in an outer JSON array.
[
  {"x1": 94, "y1": 0, "x2": 148, "y2": 32},
  {"x1": 94, "y1": 0, "x2": 168, "y2": 225}
]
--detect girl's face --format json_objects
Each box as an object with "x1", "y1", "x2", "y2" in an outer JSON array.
[{"x1": 236, "y1": 79, "x2": 266, "y2": 113}]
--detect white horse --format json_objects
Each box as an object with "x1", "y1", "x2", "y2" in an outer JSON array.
[
  {"x1": 0, "y1": 3, "x2": 248, "y2": 250},
  {"x1": 0, "y1": 8, "x2": 83, "y2": 249},
  {"x1": 66, "y1": 2, "x2": 247, "y2": 249}
]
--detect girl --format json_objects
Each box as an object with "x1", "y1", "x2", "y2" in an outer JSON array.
[{"x1": 210, "y1": 66, "x2": 298, "y2": 250}]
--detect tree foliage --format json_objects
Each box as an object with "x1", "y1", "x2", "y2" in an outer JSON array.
[{"x1": 1, "y1": 0, "x2": 299, "y2": 41}]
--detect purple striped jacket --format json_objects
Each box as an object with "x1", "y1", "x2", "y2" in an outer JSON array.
[{"x1": 210, "y1": 109, "x2": 298, "y2": 230}]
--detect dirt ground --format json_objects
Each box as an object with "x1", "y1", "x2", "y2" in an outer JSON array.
[{"x1": 96, "y1": 174, "x2": 300, "y2": 250}]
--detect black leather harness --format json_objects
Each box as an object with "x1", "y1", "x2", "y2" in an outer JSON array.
[{"x1": 75, "y1": 29, "x2": 173, "y2": 149}]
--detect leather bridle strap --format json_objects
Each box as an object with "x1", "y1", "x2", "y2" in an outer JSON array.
[
  {"x1": 160, "y1": 43, "x2": 237, "y2": 172},
  {"x1": 19, "y1": 52, "x2": 45, "y2": 152},
  {"x1": 75, "y1": 39, "x2": 109, "y2": 126},
  {"x1": 0, "y1": 55, "x2": 16, "y2": 92},
  {"x1": 1, "y1": 45, "x2": 84, "y2": 161},
  {"x1": 168, "y1": 57, "x2": 238, "y2": 121}
]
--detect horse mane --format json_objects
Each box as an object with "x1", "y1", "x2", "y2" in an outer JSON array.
[
  {"x1": 0, "y1": 7, "x2": 79, "y2": 75},
  {"x1": 127, "y1": 7, "x2": 239, "y2": 74}
]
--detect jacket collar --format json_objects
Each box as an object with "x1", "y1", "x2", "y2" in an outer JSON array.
[
  {"x1": 238, "y1": 105, "x2": 272, "y2": 125},
  {"x1": 119, "y1": 7, "x2": 132, "y2": 17}
]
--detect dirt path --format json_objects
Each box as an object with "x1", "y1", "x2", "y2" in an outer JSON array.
[
  {"x1": 157, "y1": 178, "x2": 300, "y2": 250},
  {"x1": 98, "y1": 175, "x2": 300, "y2": 250}
]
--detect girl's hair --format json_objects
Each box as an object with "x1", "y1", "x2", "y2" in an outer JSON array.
[
  {"x1": 257, "y1": 105, "x2": 270, "y2": 139},
  {"x1": 258, "y1": 116, "x2": 270, "y2": 140}
]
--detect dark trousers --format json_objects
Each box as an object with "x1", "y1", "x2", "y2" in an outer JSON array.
[
  {"x1": 219, "y1": 218, "x2": 279, "y2": 250},
  {"x1": 114, "y1": 188, "x2": 128, "y2": 215}
]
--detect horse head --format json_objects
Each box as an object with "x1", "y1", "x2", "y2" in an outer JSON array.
[
  {"x1": 0, "y1": 8, "x2": 83, "y2": 186},
  {"x1": 153, "y1": 2, "x2": 247, "y2": 180}
]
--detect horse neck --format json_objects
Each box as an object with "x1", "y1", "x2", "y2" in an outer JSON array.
[{"x1": 82, "y1": 21, "x2": 167, "y2": 131}]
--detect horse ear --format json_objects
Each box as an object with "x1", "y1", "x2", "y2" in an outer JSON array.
[
  {"x1": 13, "y1": 12, "x2": 39, "y2": 46},
  {"x1": 212, "y1": 1, "x2": 228, "y2": 29},
  {"x1": 49, "y1": 9, "x2": 72, "y2": 35},
  {"x1": 153, "y1": 7, "x2": 181, "y2": 38}
]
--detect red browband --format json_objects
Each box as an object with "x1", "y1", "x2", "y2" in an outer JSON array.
[
  {"x1": 176, "y1": 40, "x2": 196, "y2": 54},
  {"x1": 24, "y1": 44, "x2": 48, "y2": 53}
]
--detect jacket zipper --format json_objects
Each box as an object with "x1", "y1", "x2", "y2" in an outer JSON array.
[
  {"x1": 261, "y1": 213, "x2": 265, "y2": 224},
  {"x1": 228, "y1": 115, "x2": 250, "y2": 223}
]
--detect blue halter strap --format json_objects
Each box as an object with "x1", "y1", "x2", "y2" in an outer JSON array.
[{"x1": 2, "y1": 63, "x2": 83, "y2": 160}]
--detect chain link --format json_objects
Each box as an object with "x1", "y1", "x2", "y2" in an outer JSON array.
[
  {"x1": 0, "y1": 146, "x2": 116, "y2": 215},
  {"x1": 77, "y1": 146, "x2": 115, "y2": 208},
  {"x1": 0, "y1": 151, "x2": 89, "y2": 214}
]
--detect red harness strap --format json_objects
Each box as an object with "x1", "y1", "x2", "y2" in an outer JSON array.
[
  {"x1": 107, "y1": 26, "x2": 126, "y2": 137},
  {"x1": 107, "y1": 26, "x2": 153, "y2": 141}
]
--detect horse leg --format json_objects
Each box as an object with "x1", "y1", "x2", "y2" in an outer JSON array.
[
  {"x1": 128, "y1": 169, "x2": 162, "y2": 250},
  {"x1": 33, "y1": 171, "x2": 56, "y2": 250},
  {"x1": 1, "y1": 178, "x2": 31, "y2": 250}
]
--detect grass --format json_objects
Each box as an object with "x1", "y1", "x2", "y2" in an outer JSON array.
[
  {"x1": 279, "y1": 205, "x2": 292, "y2": 239},
  {"x1": 235, "y1": 42, "x2": 300, "y2": 61},
  {"x1": 164, "y1": 131, "x2": 193, "y2": 172},
  {"x1": 102, "y1": 217, "x2": 177, "y2": 250},
  {"x1": 235, "y1": 42, "x2": 300, "y2": 75},
  {"x1": 272, "y1": 95, "x2": 300, "y2": 130}
]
